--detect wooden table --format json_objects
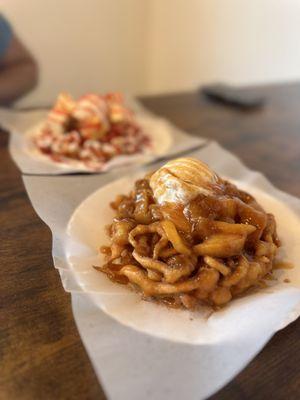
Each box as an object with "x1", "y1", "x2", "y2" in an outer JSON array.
[{"x1": 1, "y1": 82, "x2": 300, "y2": 399}]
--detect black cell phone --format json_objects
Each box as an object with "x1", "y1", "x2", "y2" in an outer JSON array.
[{"x1": 201, "y1": 83, "x2": 265, "y2": 110}]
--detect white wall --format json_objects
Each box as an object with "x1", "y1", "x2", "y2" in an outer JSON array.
[
  {"x1": 145, "y1": 0, "x2": 300, "y2": 94},
  {"x1": 2, "y1": 0, "x2": 300, "y2": 104},
  {"x1": 1, "y1": 0, "x2": 148, "y2": 105}
]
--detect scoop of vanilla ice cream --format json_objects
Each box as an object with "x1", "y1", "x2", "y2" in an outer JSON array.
[{"x1": 150, "y1": 157, "x2": 220, "y2": 205}]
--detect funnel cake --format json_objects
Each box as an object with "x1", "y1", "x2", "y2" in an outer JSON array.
[
  {"x1": 34, "y1": 93, "x2": 150, "y2": 170},
  {"x1": 97, "y1": 158, "x2": 280, "y2": 309}
]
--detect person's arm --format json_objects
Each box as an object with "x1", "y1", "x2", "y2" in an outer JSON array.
[{"x1": 0, "y1": 35, "x2": 38, "y2": 105}]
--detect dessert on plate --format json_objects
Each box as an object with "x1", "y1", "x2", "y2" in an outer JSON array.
[
  {"x1": 96, "y1": 157, "x2": 280, "y2": 309},
  {"x1": 33, "y1": 92, "x2": 151, "y2": 170}
]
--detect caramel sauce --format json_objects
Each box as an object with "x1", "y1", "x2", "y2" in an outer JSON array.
[
  {"x1": 274, "y1": 261, "x2": 294, "y2": 270},
  {"x1": 97, "y1": 171, "x2": 282, "y2": 310}
]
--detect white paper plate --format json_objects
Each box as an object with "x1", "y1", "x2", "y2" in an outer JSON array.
[
  {"x1": 65, "y1": 173, "x2": 300, "y2": 343},
  {"x1": 25, "y1": 115, "x2": 173, "y2": 172}
]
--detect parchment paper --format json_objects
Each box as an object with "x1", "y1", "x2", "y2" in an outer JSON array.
[{"x1": 23, "y1": 141, "x2": 300, "y2": 399}]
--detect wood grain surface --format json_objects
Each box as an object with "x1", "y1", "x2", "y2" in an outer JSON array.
[{"x1": 1, "y1": 83, "x2": 300, "y2": 399}]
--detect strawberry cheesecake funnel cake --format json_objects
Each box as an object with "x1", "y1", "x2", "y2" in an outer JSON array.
[{"x1": 34, "y1": 93, "x2": 151, "y2": 170}]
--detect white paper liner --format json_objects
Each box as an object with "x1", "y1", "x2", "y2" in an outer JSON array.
[
  {"x1": 1, "y1": 97, "x2": 206, "y2": 174},
  {"x1": 71, "y1": 291, "x2": 299, "y2": 400},
  {"x1": 61, "y1": 171, "x2": 300, "y2": 343},
  {"x1": 23, "y1": 141, "x2": 300, "y2": 399}
]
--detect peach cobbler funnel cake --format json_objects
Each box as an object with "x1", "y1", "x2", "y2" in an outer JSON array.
[{"x1": 96, "y1": 157, "x2": 280, "y2": 309}]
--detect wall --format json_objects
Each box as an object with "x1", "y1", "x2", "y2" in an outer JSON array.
[
  {"x1": 145, "y1": 0, "x2": 300, "y2": 94},
  {"x1": 1, "y1": 0, "x2": 300, "y2": 104},
  {"x1": 1, "y1": 0, "x2": 148, "y2": 105}
]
